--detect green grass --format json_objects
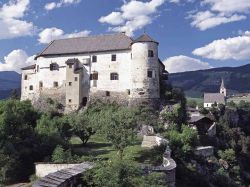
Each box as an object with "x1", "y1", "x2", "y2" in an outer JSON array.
[
  {"x1": 70, "y1": 134, "x2": 164, "y2": 166},
  {"x1": 186, "y1": 97, "x2": 203, "y2": 104}
]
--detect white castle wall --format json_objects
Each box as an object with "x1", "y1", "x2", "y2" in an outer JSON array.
[
  {"x1": 21, "y1": 50, "x2": 132, "y2": 102},
  {"x1": 21, "y1": 68, "x2": 37, "y2": 101},
  {"x1": 21, "y1": 44, "x2": 162, "y2": 110}
]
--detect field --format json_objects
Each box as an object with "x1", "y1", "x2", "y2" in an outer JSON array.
[
  {"x1": 227, "y1": 96, "x2": 250, "y2": 104},
  {"x1": 186, "y1": 97, "x2": 203, "y2": 104}
]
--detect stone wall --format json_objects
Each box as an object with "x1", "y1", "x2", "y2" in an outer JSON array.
[
  {"x1": 129, "y1": 98, "x2": 160, "y2": 109},
  {"x1": 89, "y1": 90, "x2": 130, "y2": 106},
  {"x1": 35, "y1": 163, "x2": 80, "y2": 178},
  {"x1": 32, "y1": 87, "x2": 66, "y2": 112}
]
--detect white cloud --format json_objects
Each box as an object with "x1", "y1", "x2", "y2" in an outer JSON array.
[
  {"x1": 202, "y1": 0, "x2": 250, "y2": 14},
  {"x1": 99, "y1": 12, "x2": 124, "y2": 25},
  {"x1": 163, "y1": 55, "x2": 212, "y2": 73},
  {"x1": 188, "y1": 0, "x2": 250, "y2": 30},
  {"x1": 44, "y1": 0, "x2": 81, "y2": 11},
  {"x1": 0, "y1": 49, "x2": 35, "y2": 73},
  {"x1": 0, "y1": 0, "x2": 34, "y2": 39},
  {"x1": 193, "y1": 31, "x2": 250, "y2": 60},
  {"x1": 44, "y1": 2, "x2": 57, "y2": 11},
  {"x1": 189, "y1": 11, "x2": 246, "y2": 31},
  {"x1": 99, "y1": 0, "x2": 166, "y2": 36},
  {"x1": 38, "y1": 27, "x2": 91, "y2": 44}
]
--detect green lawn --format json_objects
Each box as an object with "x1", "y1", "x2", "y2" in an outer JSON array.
[
  {"x1": 227, "y1": 96, "x2": 250, "y2": 104},
  {"x1": 186, "y1": 97, "x2": 203, "y2": 104},
  {"x1": 70, "y1": 134, "x2": 164, "y2": 166}
]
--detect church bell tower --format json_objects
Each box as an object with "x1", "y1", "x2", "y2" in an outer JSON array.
[{"x1": 220, "y1": 78, "x2": 227, "y2": 97}]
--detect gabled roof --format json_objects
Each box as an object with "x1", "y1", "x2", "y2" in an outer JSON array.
[
  {"x1": 204, "y1": 93, "x2": 225, "y2": 104},
  {"x1": 21, "y1": 64, "x2": 36, "y2": 70},
  {"x1": 188, "y1": 115, "x2": 213, "y2": 124},
  {"x1": 133, "y1": 33, "x2": 158, "y2": 44},
  {"x1": 35, "y1": 33, "x2": 133, "y2": 59}
]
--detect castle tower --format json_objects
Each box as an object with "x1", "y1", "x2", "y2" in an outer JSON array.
[
  {"x1": 220, "y1": 78, "x2": 227, "y2": 97},
  {"x1": 130, "y1": 33, "x2": 160, "y2": 107}
]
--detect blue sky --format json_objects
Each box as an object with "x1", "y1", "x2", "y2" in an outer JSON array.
[{"x1": 0, "y1": 0, "x2": 250, "y2": 73}]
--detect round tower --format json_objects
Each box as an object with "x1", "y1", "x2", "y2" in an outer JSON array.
[{"x1": 130, "y1": 33, "x2": 160, "y2": 108}]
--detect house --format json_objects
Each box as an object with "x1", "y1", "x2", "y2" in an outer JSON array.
[
  {"x1": 21, "y1": 33, "x2": 168, "y2": 112},
  {"x1": 203, "y1": 79, "x2": 226, "y2": 108},
  {"x1": 188, "y1": 115, "x2": 214, "y2": 135}
]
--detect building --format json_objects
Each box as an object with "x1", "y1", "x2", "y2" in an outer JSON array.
[
  {"x1": 203, "y1": 79, "x2": 226, "y2": 108},
  {"x1": 21, "y1": 33, "x2": 168, "y2": 112}
]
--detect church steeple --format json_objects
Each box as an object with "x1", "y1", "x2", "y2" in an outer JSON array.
[{"x1": 220, "y1": 78, "x2": 227, "y2": 97}]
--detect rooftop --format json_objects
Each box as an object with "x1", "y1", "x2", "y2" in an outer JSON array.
[
  {"x1": 35, "y1": 33, "x2": 133, "y2": 59},
  {"x1": 133, "y1": 33, "x2": 158, "y2": 44},
  {"x1": 204, "y1": 93, "x2": 225, "y2": 104}
]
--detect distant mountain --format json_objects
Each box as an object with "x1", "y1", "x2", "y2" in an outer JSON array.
[
  {"x1": 0, "y1": 71, "x2": 21, "y2": 99},
  {"x1": 168, "y1": 63, "x2": 250, "y2": 98}
]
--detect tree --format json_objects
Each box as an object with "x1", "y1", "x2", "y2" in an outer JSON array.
[
  {"x1": 9, "y1": 89, "x2": 20, "y2": 100},
  {"x1": 68, "y1": 112, "x2": 96, "y2": 145},
  {"x1": 187, "y1": 100, "x2": 197, "y2": 108},
  {"x1": 164, "y1": 124, "x2": 198, "y2": 158},
  {"x1": 0, "y1": 100, "x2": 40, "y2": 184},
  {"x1": 104, "y1": 107, "x2": 136, "y2": 159}
]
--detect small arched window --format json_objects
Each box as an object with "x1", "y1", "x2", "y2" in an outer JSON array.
[
  {"x1": 29, "y1": 85, "x2": 33, "y2": 90},
  {"x1": 110, "y1": 73, "x2": 119, "y2": 80}
]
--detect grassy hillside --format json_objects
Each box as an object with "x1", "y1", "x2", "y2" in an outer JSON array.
[{"x1": 168, "y1": 63, "x2": 250, "y2": 98}]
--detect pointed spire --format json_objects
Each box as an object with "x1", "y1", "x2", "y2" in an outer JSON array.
[{"x1": 220, "y1": 78, "x2": 225, "y2": 89}]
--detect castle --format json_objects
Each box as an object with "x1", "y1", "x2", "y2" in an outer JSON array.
[
  {"x1": 21, "y1": 33, "x2": 168, "y2": 112},
  {"x1": 203, "y1": 79, "x2": 226, "y2": 108}
]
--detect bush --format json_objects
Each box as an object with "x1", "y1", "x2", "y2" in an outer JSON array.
[{"x1": 52, "y1": 145, "x2": 79, "y2": 163}]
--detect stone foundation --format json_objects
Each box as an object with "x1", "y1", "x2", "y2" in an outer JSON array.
[
  {"x1": 89, "y1": 90, "x2": 129, "y2": 106},
  {"x1": 129, "y1": 98, "x2": 160, "y2": 109},
  {"x1": 32, "y1": 87, "x2": 66, "y2": 112}
]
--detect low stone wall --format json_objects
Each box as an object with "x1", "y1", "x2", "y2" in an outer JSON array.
[
  {"x1": 35, "y1": 163, "x2": 80, "y2": 178},
  {"x1": 194, "y1": 146, "x2": 214, "y2": 157}
]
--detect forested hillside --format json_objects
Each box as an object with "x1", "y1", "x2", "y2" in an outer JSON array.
[
  {"x1": 0, "y1": 71, "x2": 21, "y2": 99},
  {"x1": 169, "y1": 63, "x2": 250, "y2": 98}
]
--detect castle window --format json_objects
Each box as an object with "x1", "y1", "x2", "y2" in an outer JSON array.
[
  {"x1": 147, "y1": 70, "x2": 153, "y2": 78},
  {"x1": 106, "y1": 91, "x2": 110, "y2": 96},
  {"x1": 29, "y1": 85, "x2": 33, "y2": 90},
  {"x1": 92, "y1": 55, "x2": 97, "y2": 63},
  {"x1": 50, "y1": 63, "x2": 58, "y2": 71},
  {"x1": 110, "y1": 73, "x2": 119, "y2": 80},
  {"x1": 90, "y1": 72, "x2": 98, "y2": 80},
  {"x1": 69, "y1": 82, "x2": 72, "y2": 86},
  {"x1": 75, "y1": 77, "x2": 78, "y2": 81},
  {"x1": 69, "y1": 64, "x2": 72, "y2": 69},
  {"x1": 111, "y1": 54, "x2": 116, "y2": 61},
  {"x1": 148, "y1": 50, "x2": 154, "y2": 57},
  {"x1": 39, "y1": 81, "x2": 43, "y2": 88},
  {"x1": 37, "y1": 65, "x2": 39, "y2": 72},
  {"x1": 24, "y1": 75, "x2": 28, "y2": 80},
  {"x1": 69, "y1": 99, "x2": 72, "y2": 103},
  {"x1": 53, "y1": 82, "x2": 58, "y2": 88}
]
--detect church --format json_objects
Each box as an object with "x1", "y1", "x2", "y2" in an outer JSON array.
[
  {"x1": 203, "y1": 79, "x2": 227, "y2": 108},
  {"x1": 21, "y1": 33, "x2": 168, "y2": 112}
]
